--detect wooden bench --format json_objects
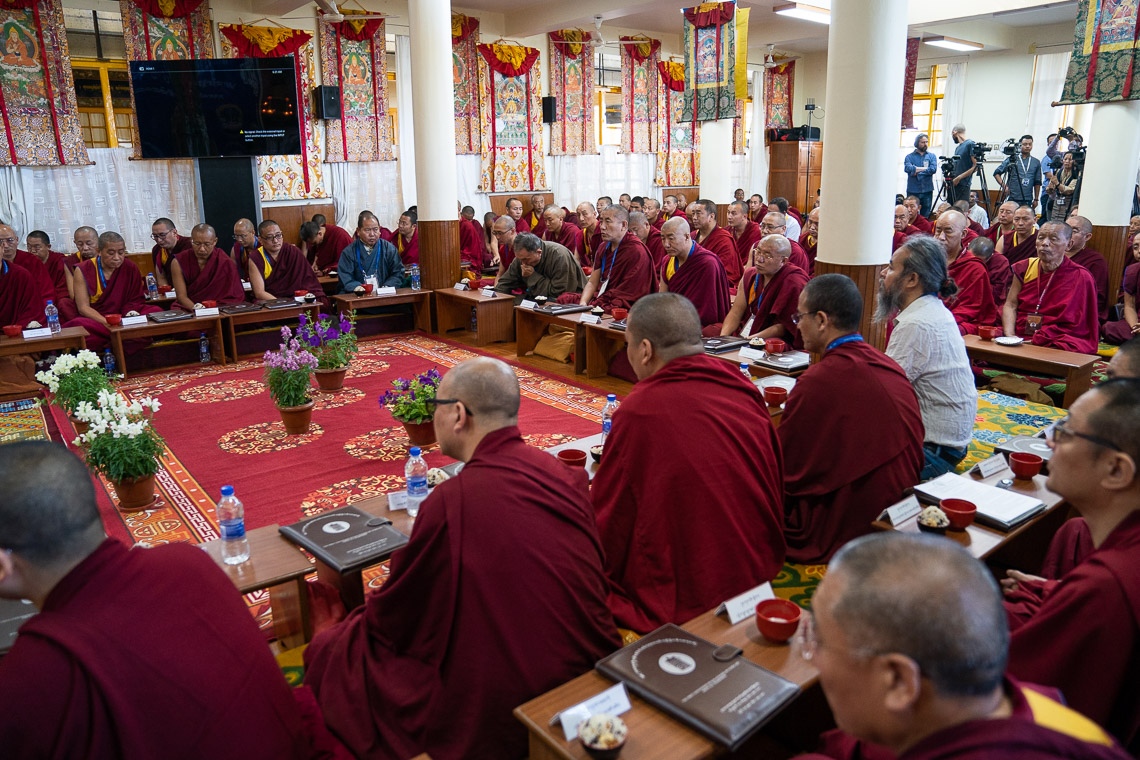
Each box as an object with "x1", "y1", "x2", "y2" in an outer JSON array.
[
  {"x1": 515, "y1": 306, "x2": 595, "y2": 374},
  {"x1": 225, "y1": 303, "x2": 321, "y2": 361},
  {"x1": 0, "y1": 326, "x2": 88, "y2": 358},
  {"x1": 963, "y1": 335, "x2": 1099, "y2": 408},
  {"x1": 433, "y1": 288, "x2": 515, "y2": 345},
  {"x1": 109, "y1": 314, "x2": 226, "y2": 377},
  {"x1": 331, "y1": 288, "x2": 434, "y2": 333}
]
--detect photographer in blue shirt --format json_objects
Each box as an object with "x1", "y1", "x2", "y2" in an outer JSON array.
[
  {"x1": 903, "y1": 133, "x2": 938, "y2": 218},
  {"x1": 993, "y1": 134, "x2": 1043, "y2": 211}
]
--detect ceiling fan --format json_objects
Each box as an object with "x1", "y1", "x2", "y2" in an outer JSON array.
[
  {"x1": 763, "y1": 44, "x2": 802, "y2": 68},
  {"x1": 313, "y1": 0, "x2": 385, "y2": 24}
]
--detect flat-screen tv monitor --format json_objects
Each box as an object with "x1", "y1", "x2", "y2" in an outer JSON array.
[{"x1": 130, "y1": 57, "x2": 302, "y2": 159}]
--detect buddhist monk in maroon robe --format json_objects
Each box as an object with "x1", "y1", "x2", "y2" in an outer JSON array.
[
  {"x1": 67, "y1": 226, "x2": 98, "y2": 272},
  {"x1": 748, "y1": 194, "x2": 767, "y2": 223},
  {"x1": 658, "y1": 219, "x2": 731, "y2": 333},
  {"x1": 150, "y1": 218, "x2": 191, "y2": 288},
  {"x1": 1002, "y1": 381, "x2": 1140, "y2": 753},
  {"x1": 728, "y1": 201, "x2": 762, "y2": 266},
  {"x1": 0, "y1": 442, "x2": 317, "y2": 760},
  {"x1": 968, "y1": 235, "x2": 1012, "y2": 309},
  {"x1": 64, "y1": 233, "x2": 161, "y2": 352},
  {"x1": 231, "y1": 218, "x2": 258, "y2": 282},
  {"x1": 392, "y1": 212, "x2": 419, "y2": 266},
  {"x1": 458, "y1": 214, "x2": 484, "y2": 271},
  {"x1": 170, "y1": 224, "x2": 246, "y2": 310},
  {"x1": 935, "y1": 211, "x2": 998, "y2": 334},
  {"x1": 505, "y1": 197, "x2": 530, "y2": 236},
  {"x1": 1003, "y1": 222, "x2": 1099, "y2": 354},
  {"x1": 0, "y1": 227, "x2": 53, "y2": 314},
  {"x1": 799, "y1": 208, "x2": 819, "y2": 273},
  {"x1": 780, "y1": 275, "x2": 924, "y2": 564},
  {"x1": 525, "y1": 194, "x2": 547, "y2": 238},
  {"x1": 1065, "y1": 216, "x2": 1109, "y2": 321},
  {"x1": 577, "y1": 206, "x2": 655, "y2": 313},
  {"x1": 248, "y1": 221, "x2": 328, "y2": 306},
  {"x1": 593, "y1": 294, "x2": 785, "y2": 633},
  {"x1": 905, "y1": 195, "x2": 932, "y2": 233},
  {"x1": 691, "y1": 200, "x2": 742, "y2": 283},
  {"x1": 305, "y1": 221, "x2": 354, "y2": 273},
  {"x1": 984, "y1": 200, "x2": 1018, "y2": 242},
  {"x1": 25, "y1": 232, "x2": 79, "y2": 321},
  {"x1": 542, "y1": 207, "x2": 583, "y2": 257},
  {"x1": 721, "y1": 235, "x2": 809, "y2": 347},
  {"x1": 0, "y1": 260, "x2": 42, "y2": 328},
  {"x1": 628, "y1": 211, "x2": 666, "y2": 271},
  {"x1": 997, "y1": 206, "x2": 1039, "y2": 265},
  {"x1": 305, "y1": 358, "x2": 619, "y2": 760}
]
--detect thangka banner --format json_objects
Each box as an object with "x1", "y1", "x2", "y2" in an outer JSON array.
[
  {"x1": 1058, "y1": 0, "x2": 1140, "y2": 104},
  {"x1": 619, "y1": 36, "x2": 660, "y2": 154},
  {"x1": 656, "y1": 61, "x2": 699, "y2": 187},
  {"x1": 901, "y1": 38, "x2": 919, "y2": 129},
  {"x1": 765, "y1": 60, "x2": 794, "y2": 128},
  {"x1": 319, "y1": 10, "x2": 394, "y2": 162},
  {"x1": 452, "y1": 13, "x2": 480, "y2": 155},
  {"x1": 680, "y1": 1, "x2": 749, "y2": 122},
  {"x1": 0, "y1": 0, "x2": 89, "y2": 165},
  {"x1": 477, "y1": 43, "x2": 548, "y2": 192},
  {"x1": 548, "y1": 30, "x2": 596, "y2": 155},
  {"x1": 219, "y1": 24, "x2": 325, "y2": 201},
  {"x1": 732, "y1": 98, "x2": 744, "y2": 154}
]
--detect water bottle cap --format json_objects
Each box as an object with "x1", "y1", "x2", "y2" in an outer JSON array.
[
  {"x1": 409, "y1": 447, "x2": 421, "y2": 457},
  {"x1": 740, "y1": 362, "x2": 749, "y2": 369},
  {"x1": 46, "y1": 299, "x2": 53, "y2": 304},
  {"x1": 607, "y1": 394, "x2": 616, "y2": 401},
  {"x1": 220, "y1": 485, "x2": 234, "y2": 496}
]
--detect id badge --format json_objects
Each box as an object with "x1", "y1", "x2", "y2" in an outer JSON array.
[
  {"x1": 598, "y1": 278, "x2": 609, "y2": 296},
  {"x1": 1026, "y1": 313, "x2": 1042, "y2": 335},
  {"x1": 740, "y1": 316, "x2": 755, "y2": 337},
  {"x1": 1022, "y1": 176, "x2": 1031, "y2": 187}
]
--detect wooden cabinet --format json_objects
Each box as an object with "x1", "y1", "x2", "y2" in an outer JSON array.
[{"x1": 767, "y1": 140, "x2": 822, "y2": 211}]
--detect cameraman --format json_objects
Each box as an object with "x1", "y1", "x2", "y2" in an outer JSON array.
[
  {"x1": 903, "y1": 133, "x2": 938, "y2": 217},
  {"x1": 948, "y1": 124, "x2": 977, "y2": 204},
  {"x1": 993, "y1": 134, "x2": 1042, "y2": 210}
]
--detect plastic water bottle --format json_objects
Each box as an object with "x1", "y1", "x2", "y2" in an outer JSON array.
[
  {"x1": 740, "y1": 362, "x2": 752, "y2": 380},
  {"x1": 404, "y1": 447, "x2": 429, "y2": 518},
  {"x1": 601, "y1": 394, "x2": 619, "y2": 445},
  {"x1": 102, "y1": 349, "x2": 116, "y2": 376},
  {"x1": 410, "y1": 264, "x2": 421, "y2": 291},
  {"x1": 198, "y1": 332, "x2": 210, "y2": 363},
  {"x1": 145, "y1": 273, "x2": 158, "y2": 299},
  {"x1": 217, "y1": 485, "x2": 250, "y2": 565},
  {"x1": 44, "y1": 300, "x2": 60, "y2": 334},
  {"x1": 469, "y1": 307, "x2": 478, "y2": 333}
]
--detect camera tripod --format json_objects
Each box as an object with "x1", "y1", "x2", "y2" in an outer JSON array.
[{"x1": 936, "y1": 156, "x2": 991, "y2": 217}]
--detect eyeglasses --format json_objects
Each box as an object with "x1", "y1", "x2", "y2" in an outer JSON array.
[
  {"x1": 426, "y1": 398, "x2": 474, "y2": 417},
  {"x1": 262, "y1": 233, "x2": 284, "y2": 241},
  {"x1": 790, "y1": 310, "x2": 818, "y2": 326},
  {"x1": 0, "y1": 237, "x2": 15, "y2": 245},
  {"x1": 492, "y1": 229, "x2": 510, "y2": 238},
  {"x1": 795, "y1": 611, "x2": 884, "y2": 664},
  {"x1": 1045, "y1": 416, "x2": 1122, "y2": 452},
  {"x1": 755, "y1": 251, "x2": 782, "y2": 262},
  {"x1": 760, "y1": 224, "x2": 785, "y2": 232},
  {"x1": 151, "y1": 230, "x2": 174, "y2": 240}
]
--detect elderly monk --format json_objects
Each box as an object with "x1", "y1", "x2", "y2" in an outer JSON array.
[
  {"x1": 337, "y1": 210, "x2": 403, "y2": 294},
  {"x1": 1002, "y1": 221, "x2": 1098, "y2": 353},
  {"x1": 658, "y1": 217, "x2": 731, "y2": 333},
  {"x1": 1065, "y1": 215, "x2": 1109, "y2": 321},
  {"x1": 392, "y1": 210, "x2": 419, "y2": 266},
  {"x1": 248, "y1": 219, "x2": 327, "y2": 305},
  {"x1": 932, "y1": 211, "x2": 996, "y2": 335},
  {"x1": 300, "y1": 216, "x2": 353, "y2": 274},
  {"x1": 996, "y1": 205, "x2": 1038, "y2": 265},
  {"x1": 0, "y1": 224, "x2": 53, "y2": 311},
  {"x1": 1002, "y1": 379, "x2": 1140, "y2": 753},
  {"x1": 575, "y1": 201, "x2": 602, "y2": 268},
  {"x1": 780, "y1": 275, "x2": 923, "y2": 564},
  {"x1": 65, "y1": 225, "x2": 98, "y2": 271},
  {"x1": 797, "y1": 533, "x2": 1131, "y2": 760},
  {"x1": 542, "y1": 206, "x2": 582, "y2": 255},
  {"x1": 494, "y1": 232, "x2": 585, "y2": 304},
  {"x1": 893, "y1": 204, "x2": 920, "y2": 251},
  {"x1": 904, "y1": 194, "x2": 933, "y2": 233},
  {"x1": 577, "y1": 205, "x2": 655, "y2": 312},
  {"x1": 689, "y1": 199, "x2": 741, "y2": 283},
  {"x1": 0, "y1": 442, "x2": 316, "y2": 759},
  {"x1": 727, "y1": 200, "x2": 762, "y2": 267},
  {"x1": 592, "y1": 294, "x2": 784, "y2": 633},
  {"x1": 643, "y1": 197, "x2": 663, "y2": 228},
  {"x1": 504, "y1": 196, "x2": 531, "y2": 234},
  {"x1": 525, "y1": 193, "x2": 547, "y2": 237},
  {"x1": 0, "y1": 254, "x2": 41, "y2": 328},
  {"x1": 65, "y1": 231, "x2": 161, "y2": 351},
  {"x1": 629, "y1": 211, "x2": 666, "y2": 270},
  {"x1": 170, "y1": 223, "x2": 245, "y2": 310},
  {"x1": 149, "y1": 217, "x2": 191, "y2": 289},
  {"x1": 230, "y1": 218, "x2": 258, "y2": 281},
  {"x1": 799, "y1": 207, "x2": 819, "y2": 273},
  {"x1": 984, "y1": 199, "x2": 1018, "y2": 242},
  {"x1": 968, "y1": 235, "x2": 1012, "y2": 308},
  {"x1": 305, "y1": 358, "x2": 619, "y2": 759},
  {"x1": 721, "y1": 234, "x2": 809, "y2": 347},
  {"x1": 26, "y1": 230, "x2": 79, "y2": 322},
  {"x1": 491, "y1": 215, "x2": 521, "y2": 276},
  {"x1": 761, "y1": 211, "x2": 812, "y2": 273}
]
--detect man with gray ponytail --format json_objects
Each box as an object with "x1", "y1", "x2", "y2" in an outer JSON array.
[{"x1": 877, "y1": 234, "x2": 977, "y2": 480}]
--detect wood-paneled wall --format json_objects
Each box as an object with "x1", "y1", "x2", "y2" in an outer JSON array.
[
  {"x1": 812, "y1": 261, "x2": 888, "y2": 351},
  {"x1": 419, "y1": 220, "x2": 460, "y2": 291},
  {"x1": 487, "y1": 193, "x2": 554, "y2": 220},
  {"x1": 263, "y1": 202, "x2": 338, "y2": 247},
  {"x1": 1091, "y1": 225, "x2": 1129, "y2": 309}
]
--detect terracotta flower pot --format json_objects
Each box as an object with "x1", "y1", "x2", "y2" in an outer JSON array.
[
  {"x1": 111, "y1": 473, "x2": 156, "y2": 512},
  {"x1": 278, "y1": 399, "x2": 315, "y2": 435},
  {"x1": 69, "y1": 414, "x2": 89, "y2": 436},
  {"x1": 314, "y1": 368, "x2": 347, "y2": 392},
  {"x1": 401, "y1": 420, "x2": 437, "y2": 447}
]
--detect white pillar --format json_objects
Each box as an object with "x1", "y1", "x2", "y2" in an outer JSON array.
[
  {"x1": 407, "y1": 0, "x2": 458, "y2": 221},
  {"x1": 816, "y1": 0, "x2": 909, "y2": 266},
  {"x1": 1079, "y1": 100, "x2": 1140, "y2": 227},
  {"x1": 700, "y1": 119, "x2": 734, "y2": 201}
]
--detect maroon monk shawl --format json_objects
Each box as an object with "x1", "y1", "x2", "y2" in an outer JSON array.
[
  {"x1": 9, "y1": 249, "x2": 54, "y2": 309},
  {"x1": 0, "y1": 539, "x2": 312, "y2": 758},
  {"x1": 0, "y1": 261, "x2": 43, "y2": 327},
  {"x1": 1041, "y1": 517, "x2": 1094, "y2": 581},
  {"x1": 458, "y1": 218, "x2": 484, "y2": 269},
  {"x1": 310, "y1": 224, "x2": 354, "y2": 272},
  {"x1": 1006, "y1": 511, "x2": 1140, "y2": 754},
  {"x1": 732, "y1": 220, "x2": 763, "y2": 265},
  {"x1": 1011, "y1": 257, "x2": 1099, "y2": 353},
  {"x1": 789, "y1": 239, "x2": 811, "y2": 273},
  {"x1": 394, "y1": 229, "x2": 419, "y2": 266},
  {"x1": 644, "y1": 226, "x2": 666, "y2": 270},
  {"x1": 739, "y1": 264, "x2": 809, "y2": 346},
  {"x1": 545, "y1": 221, "x2": 583, "y2": 255},
  {"x1": 661, "y1": 244, "x2": 731, "y2": 327},
  {"x1": 65, "y1": 258, "x2": 159, "y2": 351},
  {"x1": 911, "y1": 214, "x2": 933, "y2": 233},
  {"x1": 576, "y1": 226, "x2": 602, "y2": 268},
  {"x1": 526, "y1": 209, "x2": 547, "y2": 238},
  {"x1": 985, "y1": 221, "x2": 1011, "y2": 242},
  {"x1": 1002, "y1": 229, "x2": 1039, "y2": 266},
  {"x1": 987, "y1": 251, "x2": 1013, "y2": 307},
  {"x1": 695, "y1": 226, "x2": 740, "y2": 283},
  {"x1": 798, "y1": 230, "x2": 818, "y2": 273},
  {"x1": 42, "y1": 250, "x2": 70, "y2": 301},
  {"x1": 945, "y1": 251, "x2": 998, "y2": 335},
  {"x1": 592, "y1": 354, "x2": 785, "y2": 633},
  {"x1": 1104, "y1": 263, "x2": 1140, "y2": 344},
  {"x1": 968, "y1": 217, "x2": 986, "y2": 236},
  {"x1": 892, "y1": 230, "x2": 910, "y2": 252},
  {"x1": 175, "y1": 247, "x2": 246, "y2": 305},
  {"x1": 779, "y1": 340, "x2": 924, "y2": 564},
  {"x1": 151, "y1": 235, "x2": 192, "y2": 283},
  {"x1": 250, "y1": 244, "x2": 329, "y2": 306},
  {"x1": 1070, "y1": 247, "x2": 1110, "y2": 320},
  {"x1": 590, "y1": 231, "x2": 655, "y2": 311},
  {"x1": 304, "y1": 426, "x2": 619, "y2": 760}
]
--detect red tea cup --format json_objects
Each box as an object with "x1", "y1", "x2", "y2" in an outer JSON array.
[
  {"x1": 105, "y1": 314, "x2": 122, "y2": 326},
  {"x1": 978, "y1": 325, "x2": 1001, "y2": 341},
  {"x1": 200, "y1": 300, "x2": 217, "y2": 308},
  {"x1": 2, "y1": 324, "x2": 21, "y2": 337},
  {"x1": 765, "y1": 338, "x2": 787, "y2": 355},
  {"x1": 763, "y1": 386, "x2": 788, "y2": 406},
  {"x1": 611, "y1": 308, "x2": 628, "y2": 321},
  {"x1": 556, "y1": 449, "x2": 587, "y2": 468},
  {"x1": 1009, "y1": 452, "x2": 1043, "y2": 480},
  {"x1": 755, "y1": 598, "x2": 802, "y2": 643},
  {"x1": 940, "y1": 498, "x2": 977, "y2": 530},
  {"x1": 363, "y1": 283, "x2": 375, "y2": 294}
]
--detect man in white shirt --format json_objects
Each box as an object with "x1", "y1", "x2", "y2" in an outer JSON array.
[
  {"x1": 967, "y1": 191, "x2": 991, "y2": 229},
  {"x1": 768, "y1": 197, "x2": 802, "y2": 240},
  {"x1": 875, "y1": 235, "x2": 978, "y2": 480}
]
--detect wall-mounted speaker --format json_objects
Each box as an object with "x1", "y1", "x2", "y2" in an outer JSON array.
[
  {"x1": 312, "y1": 85, "x2": 341, "y2": 120},
  {"x1": 542, "y1": 96, "x2": 557, "y2": 124}
]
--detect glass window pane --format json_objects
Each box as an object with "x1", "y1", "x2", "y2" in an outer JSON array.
[
  {"x1": 912, "y1": 100, "x2": 930, "y2": 116},
  {"x1": 108, "y1": 70, "x2": 133, "y2": 108},
  {"x1": 914, "y1": 80, "x2": 931, "y2": 96},
  {"x1": 935, "y1": 76, "x2": 947, "y2": 95},
  {"x1": 72, "y1": 67, "x2": 104, "y2": 109}
]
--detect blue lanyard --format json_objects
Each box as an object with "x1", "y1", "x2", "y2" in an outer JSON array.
[
  {"x1": 599, "y1": 240, "x2": 619, "y2": 278},
  {"x1": 354, "y1": 241, "x2": 386, "y2": 282},
  {"x1": 96, "y1": 257, "x2": 108, "y2": 290},
  {"x1": 1, "y1": 260, "x2": 6, "y2": 274},
  {"x1": 826, "y1": 333, "x2": 864, "y2": 352},
  {"x1": 749, "y1": 271, "x2": 764, "y2": 316}
]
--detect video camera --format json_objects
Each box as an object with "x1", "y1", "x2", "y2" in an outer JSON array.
[
  {"x1": 971, "y1": 142, "x2": 995, "y2": 160},
  {"x1": 939, "y1": 155, "x2": 957, "y2": 179},
  {"x1": 1059, "y1": 126, "x2": 1079, "y2": 140}
]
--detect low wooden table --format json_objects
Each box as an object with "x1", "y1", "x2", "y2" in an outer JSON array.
[
  {"x1": 963, "y1": 335, "x2": 1099, "y2": 408},
  {"x1": 546, "y1": 433, "x2": 604, "y2": 481},
  {"x1": 317, "y1": 274, "x2": 339, "y2": 296},
  {"x1": 434, "y1": 288, "x2": 515, "y2": 345},
  {"x1": 311, "y1": 495, "x2": 415, "y2": 610},
  {"x1": 110, "y1": 314, "x2": 226, "y2": 377},
  {"x1": 0, "y1": 326, "x2": 88, "y2": 358},
  {"x1": 583, "y1": 319, "x2": 627, "y2": 378},
  {"x1": 515, "y1": 306, "x2": 594, "y2": 374},
  {"x1": 331, "y1": 288, "x2": 433, "y2": 332},
  {"x1": 713, "y1": 347, "x2": 811, "y2": 380},
  {"x1": 224, "y1": 303, "x2": 321, "y2": 361}
]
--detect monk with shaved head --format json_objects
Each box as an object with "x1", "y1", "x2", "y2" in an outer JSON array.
[{"x1": 170, "y1": 222, "x2": 246, "y2": 310}]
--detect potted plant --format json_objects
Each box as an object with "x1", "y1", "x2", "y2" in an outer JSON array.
[
  {"x1": 264, "y1": 325, "x2": 319, "y2": 434},
  {"x1": 378, "y1": 368, "x2": 442, "y2": 446},
  {"x1": 73, "y1": 389, "x2": 164, "y2": 511},
  {"x1": 297, "y1": 311, "x2": 358, "y2": 392},
  {"x1": 36, "y1": 350, "x2": 114, "y2": 433}
]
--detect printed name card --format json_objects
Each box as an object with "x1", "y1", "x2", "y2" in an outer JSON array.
[
  {"x1": 880, "y1": 494, "x2": 922, "y2": 525},
  {"x1": 738, "y1": 346, "x2": 766, "y2": 362},
  {"x1": 374, "y1": 286, "x2": 397, "y2": 296},
  {"x1": 974, "y1": 453, "x2": 1008, "y2": 479},
  {"x1": 716, "y1": 582, "x2": 776, "y2": 624},
  {"x1": 580, "y1": 314, "x2": 600, "y2": 325},
  {"x1": 480, "y1": 287, "x2": 497, "y2": 298},
  {"x1": 194, "y1": 307, "x2": 220, "y2": 317},
  {"x1": 164, "y1": 290, "x2": 176, "y2": 298},
  {"x1": 20, "y1": 327, "x2": 52, "y2": 339},
  {"x1": 121, "y1": 315, "x2": 148, "y2": 326},
  {"x1": 294, "y1": 295, "x2": 307, "y2": 303},
  {"x1": 242, "y1": 281, "x2": 253, "y2": 291},
  {"x1": 453, "y1": 282, "x2": 469, "y2": 290},
  {"x1": 555, "y1": 683, "x2": 632, "y2": 741},
  {"x1": 519, "y1": 299, "x2": 537, "y2": 309}
]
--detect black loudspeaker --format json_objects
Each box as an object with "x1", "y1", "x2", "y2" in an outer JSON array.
[
  {"x1": 312, "y1": 85, "x2": 341, "y2": 120},
  {"x1": 542, "y1": 96, "x2": 557, "y2": 124}
]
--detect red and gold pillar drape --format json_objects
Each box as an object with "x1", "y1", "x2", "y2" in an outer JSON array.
[
  {"x1": 656, "y1": 61, "x2": 699, "y2": 187},
  {"x1": 476, "y1": 43, "x2": 548, "y2": 192},
  {"x1": 318, "y1": 9, "x2": 393, "y2": 162},
  {"x1": 765, "y1": 61, "x2": 795, "y2": 128},
  {"x1": 548, "y1": 30, "x2": 596, "y2": 156},
  {"x1": 619, "y1": 36, "x2": 660, "y2": 154},
  {"x1": 452, "y1": 13, "x2": 480, "y2": 155}
]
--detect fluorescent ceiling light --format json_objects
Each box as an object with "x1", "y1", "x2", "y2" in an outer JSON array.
[
  {"x1": 923, "y1": 35, "x2": 983, "y2": 52},
  {"x1": 773, "y1": 3, "x2": 831, "y2": 25}
]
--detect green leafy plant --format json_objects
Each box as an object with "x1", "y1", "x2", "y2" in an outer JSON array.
[
  {"x1": 264, "y1": 326, "x2": 318, "y2": 407},
  {"x1": 73, "y1": 390, "x2": 165, "y2": 481},
  {"x1": 378, "y1": 368, "x2": 442, "y2": 424},
  {"x1": 297, "y1": 311, "x2": 358, "y2": 370},
  {"x1": 36, "y1": 350, "x2": 113, "y2": 415}
]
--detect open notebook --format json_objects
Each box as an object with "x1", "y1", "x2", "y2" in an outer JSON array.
[{"x1": 915, "y1": 473, "x2": 1046, "y2": 532}]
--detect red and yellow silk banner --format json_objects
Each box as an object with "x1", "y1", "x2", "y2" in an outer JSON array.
[
  {"x1": 765, "y1": 60, "x2": 794, "y2": 128},
  {"x1": 319, "y1": 11, "x2": 393, "y2": 162},
  {"x1": 620, "y1": 36, "x2": 660, "y2": 154},
  {"x1": 477, "y1": 43, "x2": 547, "y2": 192},
  {"x1": 656, "y1": 61, "x2": 699, "y2": 186},
  {"x1": 680, "y1": 1, "x2": 748, "y2": 122},
  {"x1": 548, "y1": 30, "x2": 596, "y2": 156},
  {"x1": 452, "y1": 13, "x2": 480, "y2": 155},
  {"x1": 1059, "y1": 0, "x2": 1140, "y2": 103}
]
